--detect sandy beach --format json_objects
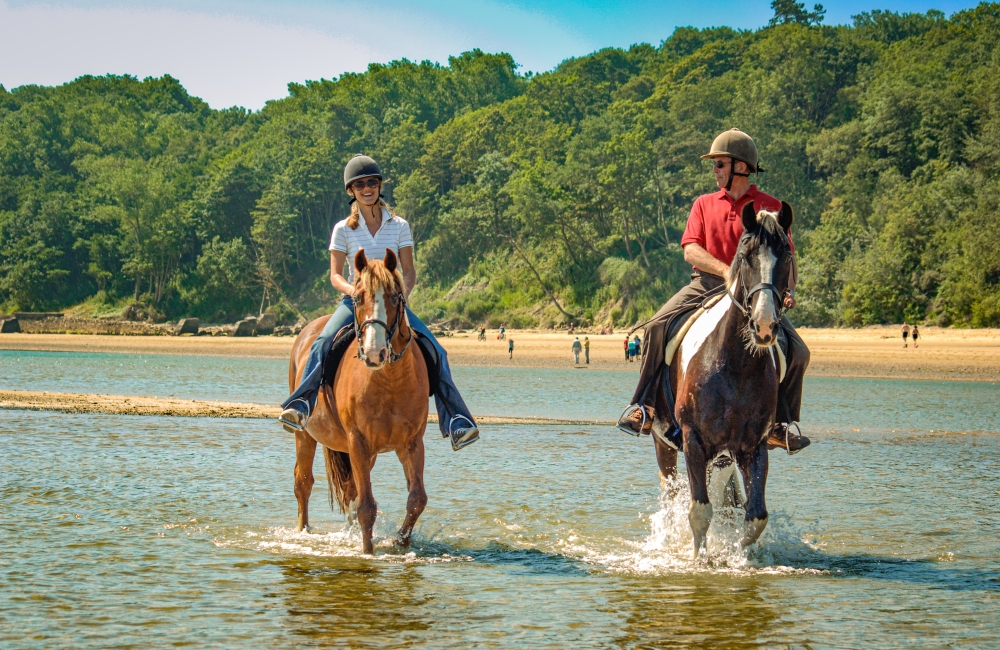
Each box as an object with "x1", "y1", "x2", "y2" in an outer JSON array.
[
  {"x1": 0, "y1": 389, "x2": 612, "y2": 425},
  {"x1": 2, "y1": 326, "x2": 999, "y2": 382}
]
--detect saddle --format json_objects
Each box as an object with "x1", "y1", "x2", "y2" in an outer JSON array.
[{"x1": 321, "y1": 325, "x2": 439, "y2": 396}]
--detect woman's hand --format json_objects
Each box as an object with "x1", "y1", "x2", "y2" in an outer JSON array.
[
  {"x1": 330, "y1": 250, "x2": 354, "y2": 296},
  {"x1": 783, "y1": 289, "x2": 796, "y2": 309}
]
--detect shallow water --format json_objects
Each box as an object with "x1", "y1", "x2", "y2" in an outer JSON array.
[
  {"x1": 2, "y1": 349, "x2": 999, "y2": 431},
  {"x1": 1, "y1": 352, "x2": 1000, "y2": 647}
]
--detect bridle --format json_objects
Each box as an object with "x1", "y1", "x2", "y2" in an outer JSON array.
[
  {"x1": 353, "y1": 283, "x2": 413, "y2": 364},
  {"x1": 726, "y1": 234, "x2": 787, "y2": 321}
]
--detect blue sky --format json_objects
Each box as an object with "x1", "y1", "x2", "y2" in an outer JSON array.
[{"x1": 0, "y1": 0, "x2": 984, "y2": 109}]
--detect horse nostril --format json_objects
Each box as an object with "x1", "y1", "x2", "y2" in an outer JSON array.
[{"x1": 379, "y1": 350, "x2": 386, "y2": 363}]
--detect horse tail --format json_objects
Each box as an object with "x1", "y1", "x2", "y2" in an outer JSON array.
[{"x1": 323, "y1": 445, "x2": 354, "y2": 514}]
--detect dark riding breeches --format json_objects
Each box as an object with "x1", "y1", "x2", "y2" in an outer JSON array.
[{"x1": 631, "y1": 272, "x2": 809, "y2": 424}]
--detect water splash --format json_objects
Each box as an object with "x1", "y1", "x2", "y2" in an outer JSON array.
[
  {"x1": 565, "y1": 474, "x2": 829, "y2": 576},
  {"x1": 213, "y1": 514, "x2": 474, "y2": 564}
]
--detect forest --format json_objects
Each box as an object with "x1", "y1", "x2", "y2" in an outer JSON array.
[{"x1": 2, "y1": 2, "x2": 999, "y2": 328}]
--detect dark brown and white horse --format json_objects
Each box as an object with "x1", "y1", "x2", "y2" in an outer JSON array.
[{"x1": 656, "y1": 200, "x2": 795, "y2": 557}]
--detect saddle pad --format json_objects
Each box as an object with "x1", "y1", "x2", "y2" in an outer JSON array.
[
  {"x1": 663, "y1": 294, "x2": 787, "y2": 382},
  {"x1": 664, "y1": 293, "x2": 724, "y2": 366}
]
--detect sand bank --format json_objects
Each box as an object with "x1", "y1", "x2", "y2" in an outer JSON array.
[
  {"x1": 0, "y1": 389, "x2": 612, "y2": 426},
  {"x1": 2, "y1": 326, "x2": 999, "y2": 381}
]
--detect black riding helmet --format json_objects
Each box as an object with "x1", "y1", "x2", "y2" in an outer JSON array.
[{"x1": 344, "y1": 154, "x2": 382, "y2": 189}]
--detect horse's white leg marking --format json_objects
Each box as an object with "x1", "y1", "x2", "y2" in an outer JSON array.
[
  {"x1": 708, "y1": 457, "x2": 740, "y2": 507},
  {"x1": 679, "y1": 294, "x2": 732, "y2": 373},
  {"x1": 363, "y1": 291, "x2": 388, "y2": 364},
  {"x1": 741, "y1": 515, "x2": 768, "y2": 547},
  {"x1": 689, "y1": 500, "x2": 713, "y2": 558}
]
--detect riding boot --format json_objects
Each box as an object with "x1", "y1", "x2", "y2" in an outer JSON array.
[
  {"x1": 280, "y1": 297, "x2": 355, "y2": 426},
  {"x1": 406, "y1": 308, "x2": 480, "y2": 451},
  {"x1": 767, "y1": 422, "x2": 811, "y2": 454}
]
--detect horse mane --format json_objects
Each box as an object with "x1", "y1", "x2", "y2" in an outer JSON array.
[
  {"x1": 729, "y1": 208, "x2": 790, "y2": 280},
  {"x1": 358, "y1": 259, "x2": 403, "y2": 294}
]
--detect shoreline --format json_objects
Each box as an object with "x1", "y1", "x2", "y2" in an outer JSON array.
[
  {"x1": 0, "y1": 389, "x2": 613, "y2": 425},
  {"x1": 2, "y1": 326, "x2": 999, "y2": 382}
]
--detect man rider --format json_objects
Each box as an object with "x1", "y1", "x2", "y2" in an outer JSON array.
[{"x1": 617, "y1": 128, "x2": 811, "y2": 453}]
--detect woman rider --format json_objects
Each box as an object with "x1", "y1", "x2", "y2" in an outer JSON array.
[{"x1": 278, "y1": 154, "x2": 480, "y2": 451}]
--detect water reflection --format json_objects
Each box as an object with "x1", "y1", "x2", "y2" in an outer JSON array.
[
  {"x1": 612, "y1": 577, "x2": 781, "y2": 647},
  {"x1": 272, "y1": 558, "x2": 434, "y2": 644}
]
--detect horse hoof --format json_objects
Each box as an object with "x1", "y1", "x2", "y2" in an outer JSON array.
[{"x1": 740, "y1": 516, "x2": 768, "y2": 547}]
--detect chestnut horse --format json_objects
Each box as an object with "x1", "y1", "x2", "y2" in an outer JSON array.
[
  {"x1": 288, "y1": 249, "x2": 429, "y2": 554},
  {"x1": 653, "y1": 201, "x2": 795, "y2": 557}
]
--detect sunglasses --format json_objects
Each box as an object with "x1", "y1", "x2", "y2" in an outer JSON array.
[
  {"x1": 713, "y1": 159, "x2": 730, "y2": 169},
  {"x1": 351, "y1": 178, "x2": 380, "y2": 191}
]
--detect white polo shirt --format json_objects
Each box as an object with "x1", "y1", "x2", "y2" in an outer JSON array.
[{"x1": 329, "y1": 208, "x2": 413, "y2": 283}]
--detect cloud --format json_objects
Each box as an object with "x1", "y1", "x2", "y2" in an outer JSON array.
[
  {"x1": 0, "y1": 1, "x2": 379, "y2": 108},
  {"x1": 0, "y1": 0, "x2": 591, "y2": 109}
]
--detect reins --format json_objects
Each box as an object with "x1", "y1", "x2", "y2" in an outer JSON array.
[{"x1": 353, "y1": 284, "x2": 414, "y2": 364}]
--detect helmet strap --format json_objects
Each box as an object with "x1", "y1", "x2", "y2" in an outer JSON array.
[{"x1": 727, "y1": 158, "x2": 751, "y2": 192}]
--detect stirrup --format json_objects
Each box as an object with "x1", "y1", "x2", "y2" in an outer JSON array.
[
  {"x1": 279, "y1": 400, "x2": 309, "y2": 434},
  {"x1": 785, "y1": 421, "x2": 804, "y2": 456},
  {"x1": 616, "y1": 404, "x2": 648, "y2": 437},
  {"x1": 448, "y1": 415, "x2": 480, "y2": 451}
]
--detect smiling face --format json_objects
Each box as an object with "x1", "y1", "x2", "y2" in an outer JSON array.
[{"x1": 348, "y1": 176, "x2": 381, "y2": 208}]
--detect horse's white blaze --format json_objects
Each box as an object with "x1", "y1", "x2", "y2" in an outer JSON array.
[
  {"x1": 363, "y1": 291, "x2": 388, "y2": 363},
  {"x1": 679, "y1": 293, "x2": 732, "y2": 373},
  {"x1": 751, "y1": 246, "x2": 778, "y2": 341}
]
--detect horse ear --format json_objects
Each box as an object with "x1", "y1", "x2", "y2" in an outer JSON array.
[
  {"x1": 741, "y1": 201, "x2": 757, "y2": 233},
  {"x1": 384, "y1": 248, "x2": 397, "y2": 273},
  {"x1": 778, "y1": 201, "x2": 794, "y2": 230},
  {"x1": 355, "y1": 250, "x2": 367, "y2": 273}
]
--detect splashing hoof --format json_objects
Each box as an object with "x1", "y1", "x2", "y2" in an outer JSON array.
[
  {"x1": 689, "y1": 501, "x2": 713, "y2": 559},
  {"x1": 740, "y1": 516, "x2": 768, "y2": 547},
  {"x1": 396, "y1": 532, "x2": 413, "y2": 548}
]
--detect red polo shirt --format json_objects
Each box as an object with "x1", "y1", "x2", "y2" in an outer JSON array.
[{"x1": 681, "y1": 185, "x2": 793, "y2": 270}]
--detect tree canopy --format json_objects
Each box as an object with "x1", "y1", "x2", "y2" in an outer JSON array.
[{"x1": 2, "y1": 5, "x2": 999, "y2": 328}]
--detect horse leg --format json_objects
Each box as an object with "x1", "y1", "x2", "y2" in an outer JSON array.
[
  {"x1": 348, "y1": 434, "x2": 378, "y2": 554},
  {"x1": 395, "y1": 437, "x2": 427, "y2": 547},
  {"x1": 684, "y1": 433, "x2": 712, "y2": 558},
  {"x1": 739, "y1": 441, "x2": 769, "y2": 547},
  {"x1": 294, "y1": 431, "x2": 317, "y2": 532},
  {"x1": 653, "y1": 437, "x2": 678, "y2": 489}
]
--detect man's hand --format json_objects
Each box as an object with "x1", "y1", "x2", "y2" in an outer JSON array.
[{"x1": 783, "y1": 290, "x2": 796, "y2": 309}]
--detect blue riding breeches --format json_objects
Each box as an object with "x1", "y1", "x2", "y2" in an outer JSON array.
[{"x1": 281, "y1": 295, "x2": 476, "y2": 435}]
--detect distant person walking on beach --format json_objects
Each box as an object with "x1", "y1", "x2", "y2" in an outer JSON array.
[
  {"x1": 901, "y1": 323, "x2": 910, "y2": 348},
  {"x1": 623, "y1": 336, "x2": 630, "y2": 362},
  {"x1": 584, "y1": 336, "x2": 590, "y2": 364},
  {"x1": 627, "y1": 337, "x2": 636, "y2": 362},
  {"x1": 911, "y1": 325, "x2": 919, "y2": 348},
  {"x1": 478, "y1": 325, "x2": 486, "y2": 341},
  {"x1": 498, "y1": 324, "x2": 506, "y2": 341},
  {"x1": 508, "y1": 338, "x2": 514, "y2": 360},
  {"x1": 572, "y1": 337, "x2": 582, "y2": 364},
  {"x1": 632, "y1": 334, "x2": 642, "y2": 362}
]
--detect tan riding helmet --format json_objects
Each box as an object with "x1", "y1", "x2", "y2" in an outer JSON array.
[{"x1": 701, "y1": 128, "x2": 764, "y2": 173}]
